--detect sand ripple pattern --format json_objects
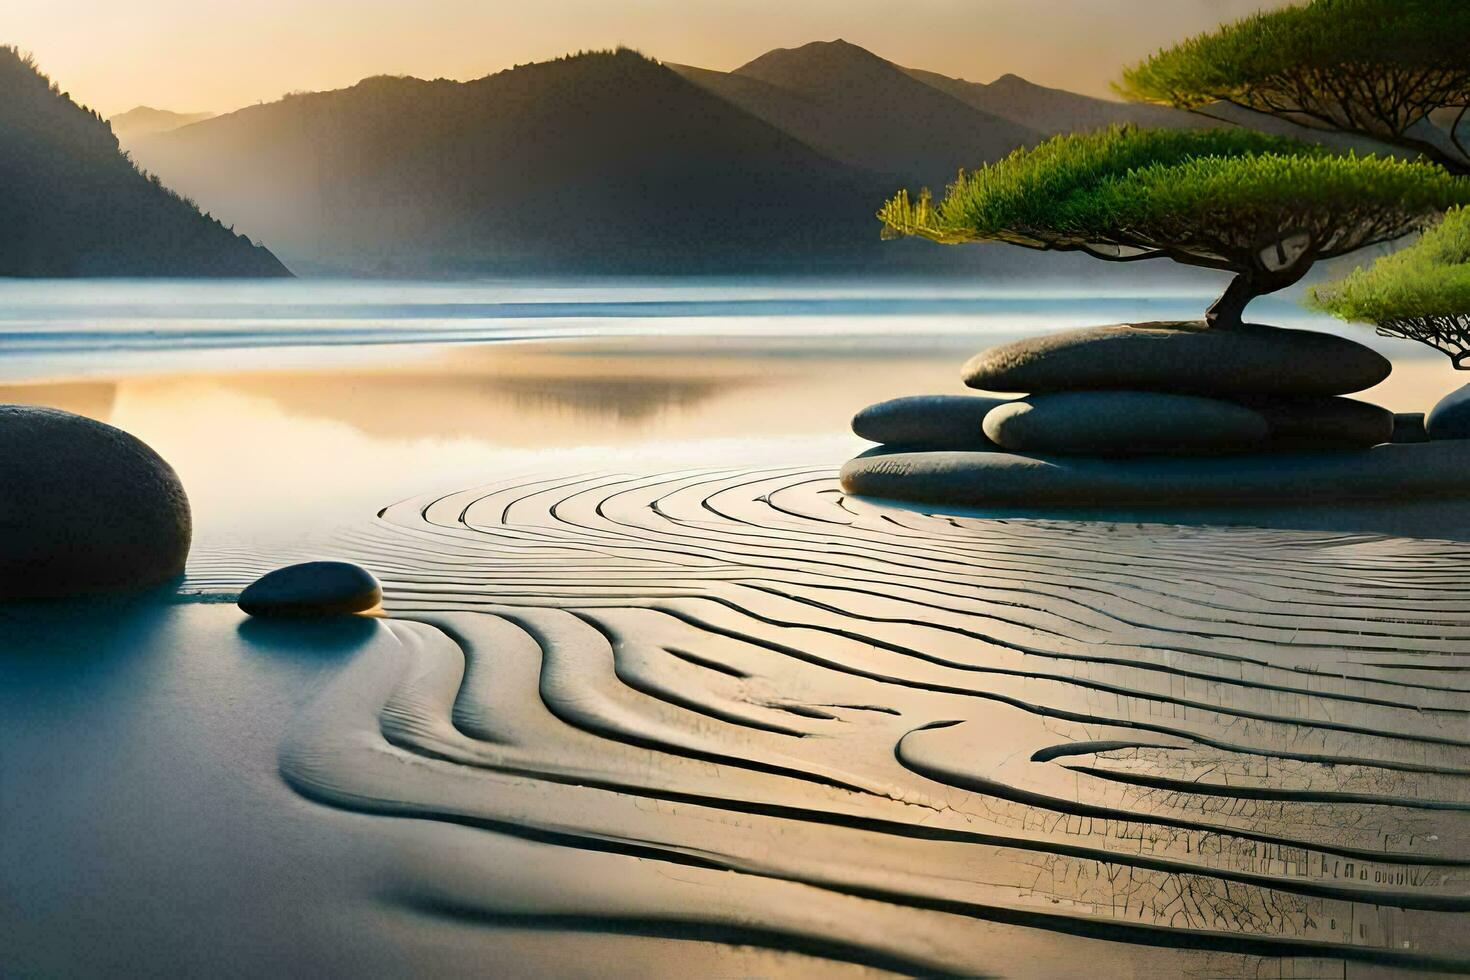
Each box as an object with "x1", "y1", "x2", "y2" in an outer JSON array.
[{"x1": 190, "y1": 467, "x2": 1470, "y2": 974}]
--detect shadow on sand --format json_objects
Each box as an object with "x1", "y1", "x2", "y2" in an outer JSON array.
[
  {"x1": 858, "y1": 495, "x2": 1470, "y2": 541},
  {"x1": 236, "y1": 613, "x2": 381, "y2": 661}
]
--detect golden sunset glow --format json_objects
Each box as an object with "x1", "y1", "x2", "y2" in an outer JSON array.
[{"x1": 12, "y1": 0, "x2": 1293, "y2": 116}]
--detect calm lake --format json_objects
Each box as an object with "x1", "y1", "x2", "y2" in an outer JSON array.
[
  {"x1": 0, "y1": 275, "x2": 1427, "y2": 379},
  {"x1": 1, "y1": 276, "x2": 1457, "y2": 544}
]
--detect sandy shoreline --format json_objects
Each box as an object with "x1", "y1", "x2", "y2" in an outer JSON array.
[{"x1": 5, "y1": 336, "x2": 1470, "y2": 975}]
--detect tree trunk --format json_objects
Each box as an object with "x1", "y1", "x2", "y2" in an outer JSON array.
[
  {"x1": 1205, "y1": 273, "x2": 1261, "y2": 329},
  {"x1": 1206, "y1": 257, "x2": 1317, "y2": 329}
]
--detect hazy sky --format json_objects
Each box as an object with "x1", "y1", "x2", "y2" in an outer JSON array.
[{"x1": 12, "y1": 0, "x2": 1294, "y2": 117}]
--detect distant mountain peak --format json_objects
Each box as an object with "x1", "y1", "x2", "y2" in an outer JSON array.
[
  {"x1": 734, "y1": 38, "x2": 893, "y2": 78},
  {"x1": 898, "y1": 61, "x2": 1217, "y2": 139},
  {"x1": 110, "y1": 104, "x2": 212, "y2": 120},
  {"x1": 695, "y1": 40, "x2": 1038, "y2": 187},
  {"x1": 756, "y1": 37, "x2": 865, "y2": 54},
  {"x1": 109, "y1": 104, "x2": 215, "y2": 140}
]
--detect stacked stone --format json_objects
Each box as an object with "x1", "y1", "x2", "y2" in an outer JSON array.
[
  {"x1": 839, "y1": 321, "x2": 1468, "y2": 507},
  {"x1": 856, "y1": 321, "x2": 1396, "y2": 455}
]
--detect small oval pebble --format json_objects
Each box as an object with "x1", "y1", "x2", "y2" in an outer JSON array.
[{"x1": 238, "y1": 561, "x2": 382, "y2": 617}]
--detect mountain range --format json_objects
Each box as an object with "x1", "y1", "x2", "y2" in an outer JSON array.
[
  {"x1": 669, "y1": 41, "x2": 1038, "y2": 191},
  {"x1": 7, "y1": 38, "x2": 1389, "y2": 278},
  {"x1": 122, "y1": 49, "x2": 900, "y2": 275},
  {"x1": 120, "y1": 40, "x2": 1228, "y2": 276}
]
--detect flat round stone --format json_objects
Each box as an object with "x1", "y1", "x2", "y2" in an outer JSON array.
[
  {"x1": 840, "y1": 443, "x2": 1470, "y2": 508},
  {"x1": 852, "y1": 394, "x2": 1005, "y2": 450},
  {"x1": 963, "y1": 321, "x2": 1391, "y2": 397},
  {"x1": 239, "y1": 561, "x2": 382, "y2": 617},
  {"x1": 982, "y1": 391, "x2": 1269, "y2": 455},
  {"x1": 1239, "y1": 396, "x2": 1394, "y2": 449},
  {"x1": 0, "y1": 405, "x2": 191, "y2": 598},
  {"x1": 1428, "y1": 384, "x2": 1470, "y2": 440}
]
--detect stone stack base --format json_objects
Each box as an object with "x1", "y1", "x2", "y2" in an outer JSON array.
[
  {"x1": 843, "y1": 321, "x2": 1470, "y2": 508},
  {"x1": 841, "y1": 442, "x2": 1470, "y2": 508}
]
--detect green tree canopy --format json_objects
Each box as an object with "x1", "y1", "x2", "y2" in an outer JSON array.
[
  {"x1": 880, "y1": 126, "x2": 1470, "y2": 327},
  {"x1": 1310, "y1": 206, "x2": 1470, "y2": 367},
  {"x1": 1118, "y1": 0, "x2": 1470, "y2": 176}
]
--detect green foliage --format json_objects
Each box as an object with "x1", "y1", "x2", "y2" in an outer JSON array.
[
  {"x1": 1310, "y1": 207, "x2": 1470, "y2": 366},
  {"x1": 1311, "y1": 208, "x2": 1470, "y2": 322},
  {"x1": 1118, "y1": 0, "x2": 1470, "y2": 173},
  {"x1": 883, "y1": 126, "x2": 1288, "y2": 244},
  {"x1": 880, "y1": 126, "x2": 1470, "y2": 276}
]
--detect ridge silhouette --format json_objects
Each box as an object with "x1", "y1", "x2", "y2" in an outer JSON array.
[{"x1": 0, "y1": 47, "x2": 290, "y2": 277}]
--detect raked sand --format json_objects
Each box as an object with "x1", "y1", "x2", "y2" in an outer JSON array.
[{"x1": 4, "y1": 339, "x2": 1470, "y2": 976}]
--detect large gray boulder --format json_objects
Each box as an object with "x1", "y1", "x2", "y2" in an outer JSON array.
[
  {"x1": 963, "y1": 321, "x2": 1391, "y2": 397},
  {"x1": 1239, "y1": 396, "x2": 1394, "y2": 449},
  {"x1": 982, "y1": 391, "x2": 1269, "y2": 455},
  {"x1": 239, "y1": 561, "x2": 382, "y2": 617},
  {"x1": 840, "y1": 442, "x2": 1470, "y2": 508},
  {"x1": 852, "y1": 394, "x2": 1005, "y2": 450},
  {"x1": 0, "y1": 406, "x2": 191, "y2": 598},
  {"x1": 1427, "y1": 384, "x2": 1470, "y2": 440}
]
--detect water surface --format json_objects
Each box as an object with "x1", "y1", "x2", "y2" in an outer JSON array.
[{"x1": 0, "y1": 275, "x2": 1434, "y2": 380}]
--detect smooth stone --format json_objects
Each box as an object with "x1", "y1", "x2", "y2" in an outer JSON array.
[
  {"x1": 1427, "y1": 384, "x2": 1470, "y2": 440},
  {"x1": 963, "y1": 321, "x2": 1391, "y2": 397},
  {"x1": 0, "y1": 405, "x2": 191, "y2": 598},
  {"x1": 1393, "y1": 412, "x2": 1430, "y2": 444},
  {"x1": 238, "y1": 561, "x2": 382, "y2": 617},
  {"x1": 981, "y1": 391, "x2": 1269, "y2": 455},
  {"x1": 851, "y1": 394, "x2": 1005, "y2": 450},
  {"x1": 1237, "y1": 396, "x2": 1393, "y2": 449},
  {"x1": 840, "y1": 443, "x2": 1470, "y2": 508}
]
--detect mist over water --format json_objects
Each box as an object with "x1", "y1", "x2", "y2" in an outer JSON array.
[{"x1": 0, "y1": 276, "x2": 1388, "y2": 382}]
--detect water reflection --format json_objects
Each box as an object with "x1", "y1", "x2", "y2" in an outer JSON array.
[
  {"x1": 1, "y1": 337, "x2": 1466, "y2": 546},
  {"x1": 0, "y1": 381, "x2": 117, "y2": 420},
  {"x1": 0, "y1": 344, "x2": 956, "y2": 543}
]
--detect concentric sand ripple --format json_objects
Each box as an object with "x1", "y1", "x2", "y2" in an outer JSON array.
[{"x1": 188, "y1": 467, "x2": 1470, "y2": 974}]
